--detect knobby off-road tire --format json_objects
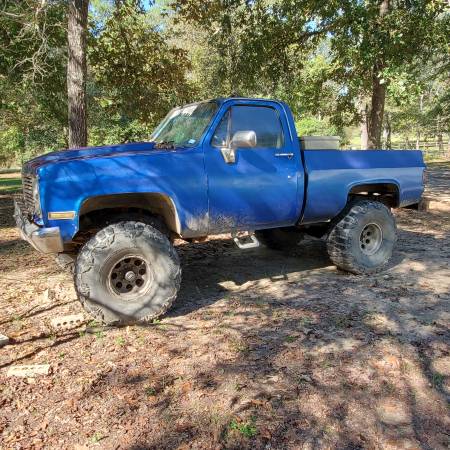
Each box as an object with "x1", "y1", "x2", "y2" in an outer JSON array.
[
  {"x1": 102, "y1": 213, "x2": 170, "y2": 239},
  {"x1": 74, "y1": 221, "x2": 181, "y2": 325},
  {"x1": 56, "y1": 214, "x2": 170, "y2": 275},
  {"x1": 255, "y1": 228, "x2": 304, "y2": 251},
  {"x1": 327, "y1": 200, "x2": 397, "y2": 274}
]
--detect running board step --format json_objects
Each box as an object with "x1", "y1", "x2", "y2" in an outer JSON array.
[{"x1": 233, "y1": 233, "x2": 260, "y2": 249}]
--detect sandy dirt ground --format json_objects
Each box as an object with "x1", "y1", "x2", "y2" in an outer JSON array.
[{"x1": 0, "y1": 163, "x2": 449, "y2": 449}]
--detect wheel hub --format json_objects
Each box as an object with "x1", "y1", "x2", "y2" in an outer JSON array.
[
  {"x1": 124, "y1": 271, "x2": 136, "y2": 282},
  {"x1": 359, "y1": 223, "x2": 383, "y2": 255},
  {"x1": 108, "y1": 256, "x2": 151, "y2": 297}
]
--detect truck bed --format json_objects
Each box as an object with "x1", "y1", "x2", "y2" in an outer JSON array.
[{"x1": 301, "y1": 150, "x2": 425, "y2": 224}]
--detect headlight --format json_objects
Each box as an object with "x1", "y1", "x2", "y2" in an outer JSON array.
[{"x1": 32, "y1": 179, "x2": 42, "y2": 217}]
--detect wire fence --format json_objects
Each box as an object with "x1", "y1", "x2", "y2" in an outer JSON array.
[
  {"x1": 389, "y1": 141, "x2": 450, "y2": 160},
  {"x1": 0, "y1": 167, "x2": 21, "y2": 174}
]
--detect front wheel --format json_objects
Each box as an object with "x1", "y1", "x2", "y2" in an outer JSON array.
[
  {"x1": 327, "y1": 200, "x2": 397, "y2": 274},
  {"x1": 74, "y1": 221, "x2": 181, "y2": 325}
]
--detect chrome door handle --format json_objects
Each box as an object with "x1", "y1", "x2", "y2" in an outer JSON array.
[{"x1": 275, "y1": 152, "x2": 294, "y2": 158}]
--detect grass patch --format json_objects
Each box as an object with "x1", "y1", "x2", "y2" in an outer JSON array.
[
  {"x1": 115, "y1": 336, "x2": 126, "y2": 346},
  {"x1": 299, "y1": 316, "x2": 313, "y2": 327},
  {"x1": 95, "y1": 330, "x2": 104, "y2": 339},
  {"x1": 144, "y1": 386, "x2": 157, "y2": 396},
  {"x1": 90, "y1": 432, "x2": 105, "y2": 443},
  {"x1": 0, "y1": 176, "x2": 21, "y2": 193},
  {"x1": 229, "y1": 339, "x2": 250, "y2": 354},
  {"x1": 229, "y1": 418, "x2": 257, "y2": 438},
  {"x1": 431, "y1": 372, "x2": 444, "y2": 389}
]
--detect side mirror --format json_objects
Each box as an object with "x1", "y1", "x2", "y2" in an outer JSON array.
[{"x1": 230, "y1": 130, "x2": 257, "y2": 148}]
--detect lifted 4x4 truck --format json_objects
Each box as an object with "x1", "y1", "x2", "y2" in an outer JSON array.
[{"x1": 14, "y1": 98, "x2": 425, "y2": 324}]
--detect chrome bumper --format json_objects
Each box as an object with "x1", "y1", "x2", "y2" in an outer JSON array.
[{"x1": 13, "y1": 199, "x2": 64, "y2": 254}]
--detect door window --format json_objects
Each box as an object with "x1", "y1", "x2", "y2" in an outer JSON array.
[
  {"x1": 211, "y1": 110, "x2": 230, "y2": 147},
  {"x1": 211, "y1": 105, "x2": 284, "y2": 148}
]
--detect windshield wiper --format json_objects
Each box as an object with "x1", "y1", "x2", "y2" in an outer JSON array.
[{"x1": 154, "y1": 140, "x2": 176, "y2": 149}]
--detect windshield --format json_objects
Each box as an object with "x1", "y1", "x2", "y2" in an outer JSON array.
[{"x1": 150, "y1": 101, "x2": 218, "y2": 147}]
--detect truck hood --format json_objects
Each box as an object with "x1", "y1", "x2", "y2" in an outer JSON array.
[{"x1": 23, "y1": 141, "x2": 157, "y2": 175}]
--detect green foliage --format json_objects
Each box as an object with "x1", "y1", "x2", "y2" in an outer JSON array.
[
  {"x1": 90, "y1": 432, "x2": 104, "y2": 443},
  {"x1": 0, "y1": 0, "x2": 67, "y2": 85},
  {"x1": 229, "y1": 418, "x2": 257, "y2": 438},
  {"x1": 386, "y1": 55, "x2": 450, "y2": 145},
  {"x1": 172, "y1": 0, "x2": 449, "y2": 145},
  {"x1": 88, "y1": 114, "x2": 151, "y2": 146},
  {"x1": 320, "y1": 0, "x2": 448, "y2": 127},
  {"x1": 431, "y1": 372, "x2": 444, "y2": 389},
  {"x1": 95, "y1": 330, "x2": 105, "y2": 339},
  {"x1": 0, "y1": 0, "x2": 67, "y2": 165},
  {"x1": 296, "y1": 117, "x2": 342, "y2": 139},
  {"x1": 115, "y1": 336, "x2": 126, "y2": 346},
  {"x1": 0, "y1": 0, "x2": 448, "y2": 166},
  {"x1": 89, "y1": 1, "x2": 194, "y2": 125},
  {"x1": 144, "y1": 386, "x2": 157, "y2": 396}
]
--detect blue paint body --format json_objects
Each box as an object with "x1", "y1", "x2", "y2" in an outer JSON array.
[{"x1": 23, "y1": 98, "x2": 425, "y2": 243}]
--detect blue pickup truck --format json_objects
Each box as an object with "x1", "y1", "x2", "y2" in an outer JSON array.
[{"x1": 14, "y1": 97, "x2": 425, "y2": 324}]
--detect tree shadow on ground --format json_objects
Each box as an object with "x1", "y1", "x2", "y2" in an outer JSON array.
[
  {"x1": 1, "y1": 184, "x2": 449, "y2": 448},
  {"x1": 76, "y1": 222, "x2": 448, "y2": 449},
  {"x1": 171, "y1": 236, "x2": 333, "y2": 318},
  {"x1": 0, "y1": 331, "x2": 81, "y2": 369},
  {"x1": 0, "y1": 194, "x2": 19, "y2": 229}
]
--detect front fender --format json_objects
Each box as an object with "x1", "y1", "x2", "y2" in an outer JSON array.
[{"x1": 38, "y1": 148, "x2": 209, "y2": 241}]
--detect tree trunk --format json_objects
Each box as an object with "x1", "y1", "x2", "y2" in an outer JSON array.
[
  {"x1": 67, "y1": 0, "x2": 89, "y2": 148},
  {"x1": 416, "y1": 93, "x2": 424, "y2": 149},
  {"x1": 359, "y1": 99, "x2": 369, "y2": 149},
  {"x1": 366, "y1": 0, "x2": 389, "y2": 150},
  {"x1": 437, "y1": 117, "x2": 443, "y2": 154},
  {"x1": 383, "y1": 112, "x2": 391, "y2": 149},
  {"x1": 367, "y1": 66, "x2": 386, "y2": 149}
]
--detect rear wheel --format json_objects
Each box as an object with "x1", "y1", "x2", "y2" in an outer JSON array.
[
  {"x1": 74, "y1": 221, "x2": 181, "y2": 325},
  {"x1": 255, "y1": 227, "x2": 303, "y2": 251},
  {"x1": 327, "y1": 200, "x2": 396, "y2": 274}
]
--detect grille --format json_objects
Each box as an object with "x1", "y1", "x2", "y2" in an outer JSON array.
[{"x1": 22, "y1": 173, "x2": 35, "y2": 215}]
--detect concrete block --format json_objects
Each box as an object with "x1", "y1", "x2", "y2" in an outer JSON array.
[
  {"x1": 7, "y1": 364, "x2": 51, "y2": 377},
  {"x1": 50, "y1": 314, "x2": 85, "y2": 331},
  {"x1": 0, "y1": 334, "x2": 10, "y2": 348}
]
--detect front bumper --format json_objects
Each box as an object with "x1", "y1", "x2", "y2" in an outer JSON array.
[{"x1": 14, "y1": 198, "x2": 64, "y2": 254}]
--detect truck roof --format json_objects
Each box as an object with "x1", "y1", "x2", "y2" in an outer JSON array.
[
  {"x1": 214, "y1": 96, "x2": 281, "y2": 103},
  {"x1": 172, "y1": 97, "x2": 284, "y2": 110}
]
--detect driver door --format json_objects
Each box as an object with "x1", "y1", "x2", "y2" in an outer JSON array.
[{"x1": 203, "y1": 102, "x2": 301, "y2": 233}]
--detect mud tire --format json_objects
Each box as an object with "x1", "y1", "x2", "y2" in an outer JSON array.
[
  {"x1": 327, "y1": 200, "x2": 396, "y2": 274},
  {"x1": 74, "y1": 221, "x2": 181, "y2": 325},
  {"x1": 101, "y1": 213, "x2": 170, "y2": 238},
  {"x1": 255, "y1": 228, "x2": 303, "y2": 251}
]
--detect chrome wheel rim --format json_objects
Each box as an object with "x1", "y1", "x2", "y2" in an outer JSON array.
[
  {"x1": 359, "y1": 223, "x2": 383, "y2": 255},
  {"x1": 107, "y1": 255, "x2": 152, "y2": 298}
]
